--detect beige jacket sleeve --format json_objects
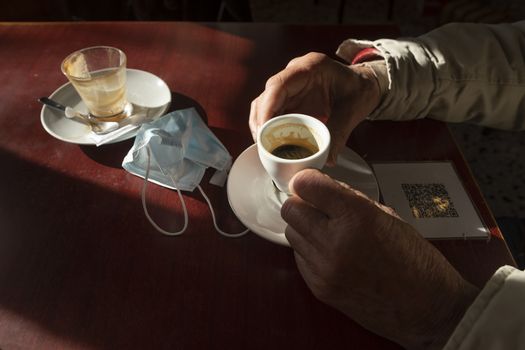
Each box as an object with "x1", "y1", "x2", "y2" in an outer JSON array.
[
  {"x1": 443, "y1": 266, "x2": 525, "y2": 349},
  {"x1": 336, "y1": 21, "x2": 525, "y2": 130}
]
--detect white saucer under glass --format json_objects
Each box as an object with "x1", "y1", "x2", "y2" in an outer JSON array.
[{"x1": 40, "y1": 69, "x2": 171, "y2": 145}]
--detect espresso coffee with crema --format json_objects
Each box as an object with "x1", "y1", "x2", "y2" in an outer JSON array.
[{"x1": 271, "y1": 143, "x2": 318, "y2": 160}]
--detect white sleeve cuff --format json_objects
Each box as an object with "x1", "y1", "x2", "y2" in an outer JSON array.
[{"x1": 444, "y1": 265, "x2": 525, "y2": 349}]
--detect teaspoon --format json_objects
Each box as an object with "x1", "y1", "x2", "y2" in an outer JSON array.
[{"x1": 38, "y1": 97, "x2": 120, "y2": 134}]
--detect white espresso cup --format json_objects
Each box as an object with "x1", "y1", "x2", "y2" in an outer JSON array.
[{"x1": 257, "y1": 114, "x2": 331, "y2": 194}]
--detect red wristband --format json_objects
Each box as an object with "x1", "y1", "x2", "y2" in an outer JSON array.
[{"x1": 351, "y1": 47, "x2": 382, "y2": 65}]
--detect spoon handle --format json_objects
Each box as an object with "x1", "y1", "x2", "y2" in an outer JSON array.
[
  {"x1": 38, "y1": 97, "x2": 78, "y2": 119},
  {"x1": 38, "y1": 97, "x2": 119, "y2": 135},
  {"x1": 38, "y1": 97, "x2": 67, "y2": 112}
]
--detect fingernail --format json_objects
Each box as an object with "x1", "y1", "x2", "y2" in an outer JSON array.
[
  {"x1": 253, "y1": 126, "x2": 259, "y2": 142},
  {"x1": 287, "y1": 174, "x2": 296, "y2": 194}
]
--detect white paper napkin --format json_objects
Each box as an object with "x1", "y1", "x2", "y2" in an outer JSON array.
[{"x1": 88, "y1": 124, "x2": 140, "y2": 146}]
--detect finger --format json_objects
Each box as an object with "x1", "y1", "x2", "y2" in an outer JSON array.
[
  {"x1": 285, "y1": 55, "x2": 305, "y2": 69},
  {"x1": 249, "y1": 98, "x2": 258, "y2": 142},
  {"x1": 325, "y1": 99, "x2": 361, "y2": 166},
  {"x1": 377, "y1": 202, "x2": 403, "y2": 220},
  {"x1": 253, "y1": 53, "x2": 327, "y2": 134},
  {"x1": 256, "y1": 84, "x2": 286, "y2": 129},
  {"x1": 250, "y1": 89, "x2": 283, "y2": 142},
  {"x1": 293, "y1": 251, "x2": 314, "y2": 290},
  {"x1": 336, "y1": 180, "x2": 403, "y2": 220},
  {"x1": 286, "y1": 52, "x2": 325, "y2": 69},
  {"x1": 284, "y1": 225, "x2": 317, "y2": 261},
  {"x1": 288, "y1": 168, "x2": 355, "y2": 218},
  {"x1": 325, "y1": 64, "x2": 380, "y2": 165},
  {"x1": 281, "y1": 195, "x2": 328, "y2": 246},
  {"x1": 256, "y1": 66, "x2": 310, "y2": 127},
  {"x1": 293, "y1": 252, "x2": 328, "y2": 303}
]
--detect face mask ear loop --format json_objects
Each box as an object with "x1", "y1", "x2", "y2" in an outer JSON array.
[
  {"x1": 141, "y1": 145, "x2": 189, "y2": 236},
  {"x1": 197, "y1": 185, "x2": 249, "y2": 238}
]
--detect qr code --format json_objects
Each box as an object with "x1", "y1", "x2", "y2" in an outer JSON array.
[{"x1": 401, "y1": 183, "x2": 459, "y2": 218}]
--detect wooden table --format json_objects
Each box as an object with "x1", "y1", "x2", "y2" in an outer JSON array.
[{"x1": 0, "y1": 22, "x2": 515, "y2": 349}]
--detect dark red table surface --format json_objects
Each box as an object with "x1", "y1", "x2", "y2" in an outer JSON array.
[{"x1": 0, "y1": 22, "x2": 515, "y2": 349}]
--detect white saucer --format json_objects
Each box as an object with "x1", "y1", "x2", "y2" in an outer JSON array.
[
  {"x1": 227, "y1": 144, "x2": 380, "y2": 246},
  {"x1": 40, "y1": 69, "x2": 171, "y2": 145}
]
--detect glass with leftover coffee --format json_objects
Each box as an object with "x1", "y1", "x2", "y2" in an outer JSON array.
[{"x1": 61, "y1": 46, "x2": 132, "y2": 121}]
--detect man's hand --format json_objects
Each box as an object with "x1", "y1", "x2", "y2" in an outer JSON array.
[
  {"x1": 281, "y1": 169, "x2": 479, "y2": 349},
  {"x1": 249, "y1": 52, "x2": 380, "y2": 164}
]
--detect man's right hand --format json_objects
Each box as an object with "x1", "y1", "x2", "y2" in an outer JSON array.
[{"x1": 281, "y1": 169, "x2": 480, "y2": 349}]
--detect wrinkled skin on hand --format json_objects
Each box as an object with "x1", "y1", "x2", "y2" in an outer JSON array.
[
  {"x1": 249, "y1": 52, "x2": 380, "y2": 165},
  {"x1": 281, "y1": 169, "x2": 479, "y2": 349}
]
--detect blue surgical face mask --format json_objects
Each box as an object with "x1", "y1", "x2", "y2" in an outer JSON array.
[{"x1": 122, "y1": 108, "x2": 248, "y2": 237}]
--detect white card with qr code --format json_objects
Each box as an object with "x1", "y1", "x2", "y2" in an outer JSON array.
[{"x1": 371, "y1": 162, "x2": 489, "y2": 239}]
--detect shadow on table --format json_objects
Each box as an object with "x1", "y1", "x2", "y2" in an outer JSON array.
[
  {"x1": 0, "y1": 143, "x2": 405, "y2": 349},
  {"x1": 0, "y1": 147, "x2": 295, "y2": 349}
]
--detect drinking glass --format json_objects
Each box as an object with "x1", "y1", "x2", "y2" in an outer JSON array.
[{"x1": 61, "y1": 46, "x2": 131, "y2": 121}]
